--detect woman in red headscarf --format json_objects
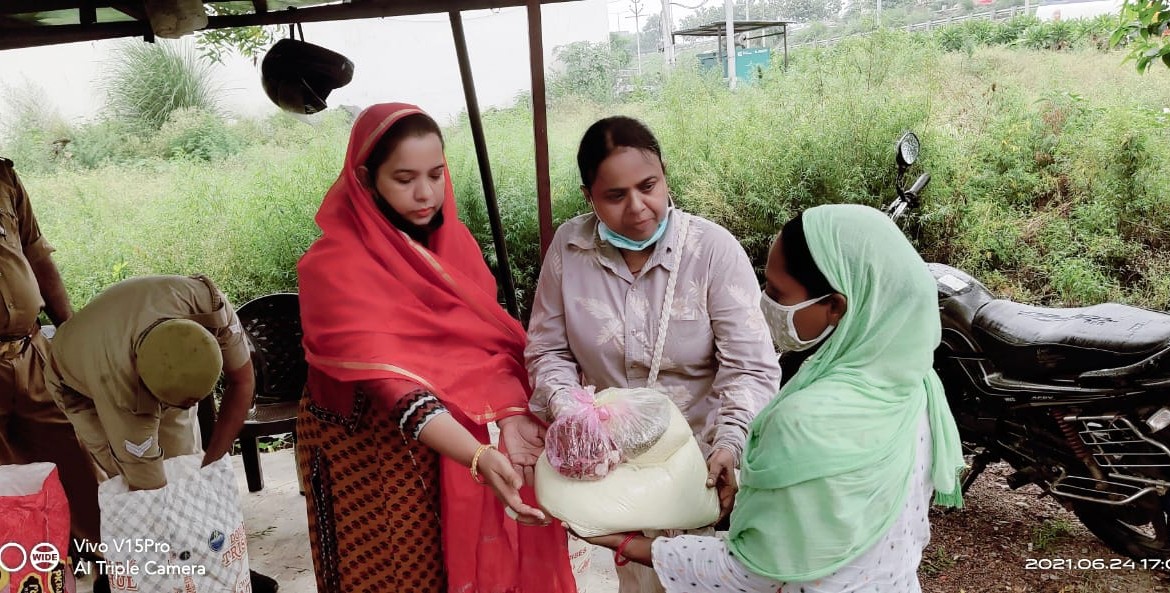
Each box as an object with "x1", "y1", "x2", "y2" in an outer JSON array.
[{"x1": 296, "y1": 103, "x2": 577, "y2": 593}]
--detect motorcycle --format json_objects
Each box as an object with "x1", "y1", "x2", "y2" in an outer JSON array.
[{"x1": 882, "y1": 132, "x2": 1170, "y2": 563}]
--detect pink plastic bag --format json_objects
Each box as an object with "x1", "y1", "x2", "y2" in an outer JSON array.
[
  {"x1": 545, "y1": 387, "x2": 622, "y2": 480},
  {"x1": 545, "y1": 387, "x2": 673, "y2": 480}
]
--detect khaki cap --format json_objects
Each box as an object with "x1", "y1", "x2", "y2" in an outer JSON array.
[{"x1": 136, "y1": 319, "x2": 223, "y2": 407}]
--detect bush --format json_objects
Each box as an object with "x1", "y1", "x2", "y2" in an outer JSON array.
[
  {"x1": 154, "y1": 108, "x2": 240, "y2": 161},
  {"x1": 933, "y1": 15, "x2": 1115, "y2": 53},
  {"x1": 101, "y1": 41, "x2": 221, "y2": 130},
  {"x1": 937, "y1": 26, "x2": 969, "y2": 51},
  {"x1": 994, "y1": 15, "x2": 1040, "y2": 45},
  {"x1": 0, "y1": 80, "x2": 75, "y2": 173},
  {"x1": 69, "y1": 119, "x2": 156, "y2": 167}
]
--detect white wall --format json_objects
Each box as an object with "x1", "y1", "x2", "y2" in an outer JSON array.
[
  {"x1": 0, "y1": 0, "x2": 608, "y2": 128},
  {"x1": 1035, "y1": 0, "x2": 1123, "y2": 22}
]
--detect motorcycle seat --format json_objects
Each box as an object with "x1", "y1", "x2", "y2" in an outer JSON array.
[{"x1": 972, "y1": 300, "x2": 1170, "y2": 381}]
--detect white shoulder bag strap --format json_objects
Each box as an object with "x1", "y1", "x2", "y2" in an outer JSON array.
[{"x1": 647, "y1": 213, "x2": 690, "y2": 386}]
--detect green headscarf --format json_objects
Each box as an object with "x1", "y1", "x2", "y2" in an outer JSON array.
[{"x1": 727, "y1": 204, "x2": 964, "y2": 582}]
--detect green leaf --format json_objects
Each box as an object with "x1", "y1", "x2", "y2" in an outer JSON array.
[{"x1": 1110, "y1": 28, "x2": 1128, "y2": 47}]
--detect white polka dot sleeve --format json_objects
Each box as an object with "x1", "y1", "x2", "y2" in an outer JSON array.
[{"x1": 649, "y1": 413, "x2": 935, "y2": 593}]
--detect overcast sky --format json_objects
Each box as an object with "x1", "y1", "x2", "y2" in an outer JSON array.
[
  {"x1": 606, "y1": 0, "x2": 713, "y2": 32},
  {"x1": 0, "y1": 1, "x2": 611, "y2": 128}
]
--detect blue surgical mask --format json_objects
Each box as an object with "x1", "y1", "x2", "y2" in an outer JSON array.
[{"x1": 597, "y1": 208, "x2": 672, "y2": 251}]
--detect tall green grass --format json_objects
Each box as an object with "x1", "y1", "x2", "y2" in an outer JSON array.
[
  {"x1": 9, "y1": 32, "x2": 1170, "y2": 319},
  {"x1": 101, "y1": 41, "x2": 221, "y2": 130},
  {"x1": 455, "y1": 32, "x2": 1170, "y2": 313},
  {"x1": 25, "y1": 111, "x2": 350, "y2": 306}
]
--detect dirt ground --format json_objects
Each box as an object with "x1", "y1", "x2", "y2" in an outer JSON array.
[
  {"x1": 577, "y1": 461, "x2": 1170, "y2": 593},
  {"x1": 920, "y1": 462, "x2": 1169, "y2": 593},
  {"x1": 72, "y1": 451, "x2": 1169, "y2": 593}
]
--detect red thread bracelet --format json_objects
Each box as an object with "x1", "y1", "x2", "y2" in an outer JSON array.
[{"x1": 613, "y1": 534, "x2": 639, "y2": 566}]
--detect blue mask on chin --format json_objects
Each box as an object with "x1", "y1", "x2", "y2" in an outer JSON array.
[{"x1": 597, "y1": 209, "x2": 672, "y2": 251}]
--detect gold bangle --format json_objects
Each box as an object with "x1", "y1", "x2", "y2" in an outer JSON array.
[{"x1": 470, "y1": 443, "x2": 495, "y2": 484}]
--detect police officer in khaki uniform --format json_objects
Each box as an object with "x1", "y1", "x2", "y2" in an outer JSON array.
[
  {"x1": 0, "y1": 157, "x2": 102, "y2": 550},
  {"x1": 45, "y1": 274, "x2": 254, "y2": 488},
  {"x1": 45, "y1": 274, "x2": 278, "y2": 593}
]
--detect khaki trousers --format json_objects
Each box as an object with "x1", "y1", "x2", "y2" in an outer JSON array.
[{"x1": 0, "y1": 330, "x2": 102, "y2": 549}]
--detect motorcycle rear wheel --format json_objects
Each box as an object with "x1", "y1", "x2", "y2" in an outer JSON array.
[{"x1": 1069, "y1": 495, "x2": 1170, "y2": 566}]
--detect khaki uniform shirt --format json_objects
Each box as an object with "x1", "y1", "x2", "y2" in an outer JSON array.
[
  {"x1": 525, "y1": 211, "x2": 781, "y2": 459},
  {"x1": 0, "y1": 159, "x2": 53, "y2": 338},
  {"x1": 46, "y1": 275, "x2": 250, "y2": 489}
]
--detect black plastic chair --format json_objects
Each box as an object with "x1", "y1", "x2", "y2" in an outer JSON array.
[{"x1": 199, "y1": 292, "x2": 306, "y2": 492}]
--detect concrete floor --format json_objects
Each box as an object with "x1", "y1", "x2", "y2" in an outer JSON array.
[{"x1": 77, "y1": 449, "x2": 619, "y2": 593}]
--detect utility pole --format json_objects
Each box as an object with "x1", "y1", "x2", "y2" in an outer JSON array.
[
  {"x1": 725, "y1": 0, "x2": 736, "y2": 89},
  {"x1": 876, "y1": 0, "x2": 882, "y2": 28},
  {"x1": 630, "y1": 0, "x2": 646, "y2": 75},
  {"x1": 660, "y1": 0, "x2": 675, "y2": 66}
]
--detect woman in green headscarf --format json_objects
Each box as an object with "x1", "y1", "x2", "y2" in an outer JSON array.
[{"x1": 583, "y1": 204, "x2": 965, "y2": 593}]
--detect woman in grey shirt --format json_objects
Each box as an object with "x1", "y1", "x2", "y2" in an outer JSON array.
[{"x1": 525, "y1": 115, "x2": 782, "y2": 593}]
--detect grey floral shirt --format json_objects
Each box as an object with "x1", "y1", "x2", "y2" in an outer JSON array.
[{"x1": 525, "y1": 210, "x2": 781, "y2": 459}]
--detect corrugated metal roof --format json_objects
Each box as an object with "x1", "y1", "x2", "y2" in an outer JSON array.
[
  {"x1": 0, "y1": 0, "x2": 575, "y2": 50},
  {"x1": 673, "y1": 20, "x2": 795, "y2": 38}
]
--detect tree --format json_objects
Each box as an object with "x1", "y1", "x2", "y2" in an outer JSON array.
[
  {"x1": 680, "y1": 3, "x2": 749, "y2": 29},
  {"x1": 611, "y1": 31, "x2": 638, "y2": 64},
  {"x1": 676, "y1": 0, "x2": 844, "y2": 29},
  {"x1": 773, "y1": 0, "x2": 844, "y2": 22},
  {"x1": 195, "y1": 4, "x2": 279, "y2": 65},
  {"x1": 1111, "y1": 0, "x2": 1170, "y2": 72},
  {"x1": 548, "y1": 40, "x2": 632, "y2": 103},
  {"x1": 641, "y1": 12, "x2": 663, "y2": 53},
  {"x1": 611, "y1": 31, "x2": 636, "y2": 56}
]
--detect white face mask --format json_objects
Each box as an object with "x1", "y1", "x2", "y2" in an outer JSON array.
[{"x1": 759, "y1": 291, "x2": 835, "y2": 352}]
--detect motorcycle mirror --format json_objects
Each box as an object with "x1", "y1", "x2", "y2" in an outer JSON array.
[{"x1": 896, "y1": 132, "x2": 920, "y2": 168}]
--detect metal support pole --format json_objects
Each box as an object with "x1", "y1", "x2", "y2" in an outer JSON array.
[
  {"x1": 631, "y1": 0, "x2": 644, "y2": 75},
  {"x1": 725, "y1": 0, "x2": 736, "y2": 89},
  {"x1": 660, "y1": 0, "x2": 675, "y2": 66},
  {"x1": 450, "y1": 10, "x2": 519, "y2": 318},
  {"x1": 782, "y1": 23, "x2": 788, "y2": 69},
  {"x1": 526, "y1": 0, "x2": 554, "y2": 262}
]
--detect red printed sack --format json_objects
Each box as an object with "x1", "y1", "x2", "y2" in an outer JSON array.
[{"x1": 0, "y1": 463, "x2": 75, "y2": 593}]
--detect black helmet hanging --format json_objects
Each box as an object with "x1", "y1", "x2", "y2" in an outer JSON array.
[{"x1": 261, "y1": 25, "x2": 354, "y2": 115}]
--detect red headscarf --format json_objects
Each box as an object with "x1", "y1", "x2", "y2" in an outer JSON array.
[{"x1": 298, "y1": 103, "x2": 576, "y2": 593}]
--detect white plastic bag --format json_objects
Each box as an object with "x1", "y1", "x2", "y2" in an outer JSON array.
[
  {"x1": 535, "y1": 388, "x2": 720, "y2": 537},
  {"x1": 98, "y1": 454, "x2": 250, "y2": 593}
]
